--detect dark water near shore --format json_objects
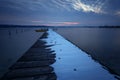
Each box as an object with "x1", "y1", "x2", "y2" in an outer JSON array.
[
  {"x1": 0, "y1": 28, "x2": 43, "y2": 78},
  {"x1": 56, "y1": 28, "x2": 120, "y2": 76}
]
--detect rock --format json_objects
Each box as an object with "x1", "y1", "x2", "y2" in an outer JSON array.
[
  {"x1": 58, "y1": 57, "x2": 61, "y2": 60},
  {"x1": 10, "y1": 60, "x2": 56, "y2": 69},
  {"x1": 5, "y1": 67, "x2": 53, "y2": 79},
  {"x1": 74, "y1": 68, "x2": 77, "y2": 71}
]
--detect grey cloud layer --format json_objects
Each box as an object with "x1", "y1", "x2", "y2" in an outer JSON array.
[
  {"x1": 0, "y1": 0, "x2": 119, "y2": 15},
  {"x1": 51, "y1": 0, "x2": 107, "y2": 13},
  {"x1": 0, "y1": 0, "x2": 107, "y2": 13}
]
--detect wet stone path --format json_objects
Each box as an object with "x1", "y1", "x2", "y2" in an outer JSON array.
[{"x1": 1, "y1": 32, "x2": 57, "y2": 80}]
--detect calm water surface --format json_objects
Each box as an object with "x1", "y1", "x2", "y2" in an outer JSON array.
[
  {"x1": 0, "y1": 28, "x2": 43, "y2": 78},
  {"x1": 0, "y1": 28, "x2": 120, "y2": 79},
  {"x1": 45, "y1": 29, "x2": 117, "y2": 80},
  {"x1": 56, "y1": 28, "x2": 120, "y2": 77}
]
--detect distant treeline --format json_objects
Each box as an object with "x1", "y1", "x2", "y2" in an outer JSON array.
[
  {"x1": 0, "y1": 24, "x2": 120, "y2": 28},
  {"x1": 51, "y1": 26, "x2": 120, "y2": 28},
  {"x1": 98, "y1": 26, "x2": 120, "y2": 28},
  {"x1": 0, "y1": 24, "x2": 50, "y2": 28}
]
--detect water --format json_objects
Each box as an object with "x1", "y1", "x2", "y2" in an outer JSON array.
[
  {"x1": 44, "y1": 29, "x2": 117, "y2": 80},
  {"x1": 56, "y1": 28, "x2": 120, "y2": 77},
  {"x1": 0, "y1": 28, "x2": 43, "y2": 78},
  {"x1": 0, "y1": 27, "x2": 120, "y2": 80}
]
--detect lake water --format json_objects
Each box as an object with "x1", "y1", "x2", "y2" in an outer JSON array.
[
  {"x1": 0, "y1": 28, "x2": 43, "y2": 78},
  {"x1": 56, "y1": 28, "x2": 120, "y2": 77},
  {"x1": 44, "y1": 29, "x2": 117, "y2": 80},
  {"x1": 0, "y1": 27, "x2": 120, "y2": 80}
]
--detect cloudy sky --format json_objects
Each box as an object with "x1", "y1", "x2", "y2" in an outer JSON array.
[{"x1": 0, "y1": 0, "x2": 120, "y2": 26}]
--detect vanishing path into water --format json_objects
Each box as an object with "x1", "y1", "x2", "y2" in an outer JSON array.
[{"x1": 45, "y1": 29, "x2": 117, "y2": 80}]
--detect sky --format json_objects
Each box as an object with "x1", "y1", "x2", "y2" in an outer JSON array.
[{"x1": 0, "y1": 0, "x2": 120, "y2": 26}]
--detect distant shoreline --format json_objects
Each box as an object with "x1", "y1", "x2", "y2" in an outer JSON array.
[{"x1": 0, "y1": 24, "x2": 120, "y2": 28}]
